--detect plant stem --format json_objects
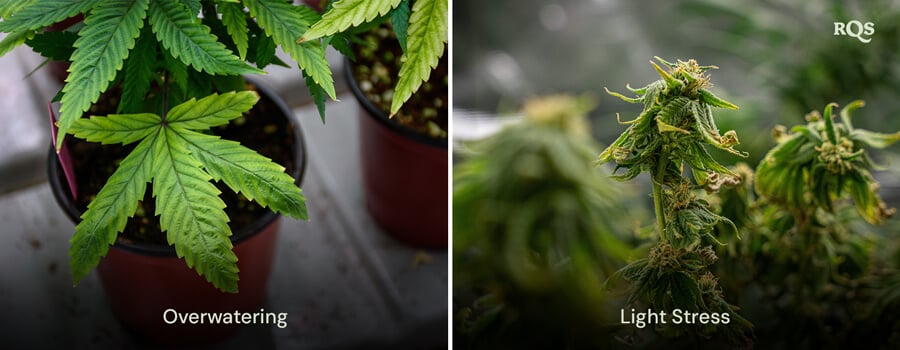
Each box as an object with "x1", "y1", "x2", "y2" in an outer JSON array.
[{"x1": 652, "y1": 152, "x2": 669, "y2": 241}]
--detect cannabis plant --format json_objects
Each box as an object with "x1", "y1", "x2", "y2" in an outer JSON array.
[
  {"x1": 299, "y1": 0, "x2": 447, "y2": 116},
  {"x1": 0, "y1": 0, "x2": 339, "y2": 292},
  {"x1": 756, "y1": 101, "x2": 898, "y2": 226},
  {"x1": 749, "y1": 101, "x2": 900, "y2": 345},
  {"x1": 698, "y1": 102, "x2": 900, "y2": 347},
  {"x1": 599, "y1": 57, "x2": 752, "y2": 344},
  {"x1": 454, "y1": 95, "x2": 633, "y2": 349}
]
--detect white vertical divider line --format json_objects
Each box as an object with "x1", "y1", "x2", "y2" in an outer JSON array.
[{"x1": 446, "y1": 1, "x2": 455, "y2": 348}]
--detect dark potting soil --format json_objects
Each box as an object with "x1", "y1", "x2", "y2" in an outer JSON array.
[
  {"x1": 351, "y1": 24, "x2": 448, "y2": 138},
  {"x1": 66, "y1": 83, "x2": 298, "y2": 245}
]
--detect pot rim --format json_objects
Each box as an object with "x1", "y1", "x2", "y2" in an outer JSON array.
[
  {"x1": 47, "y1": 77, "x2": 307, "y2": 257},
  {"x1": 343, "y1": 57, "x2": 448, "y2": 149}
]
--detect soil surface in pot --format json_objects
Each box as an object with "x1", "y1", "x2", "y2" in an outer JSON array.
[
  {"x1": 65, "y1": 83, "x2": 298, "y2": 245},
  {"x1": 351, "y1": 24, "x2": 448, "y2": 138}
]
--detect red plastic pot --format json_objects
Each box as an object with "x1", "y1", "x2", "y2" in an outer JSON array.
[
  {"x1": 344, "y1": 60, "x2": 448, "y2": 249},
  {"x1": 95, "y1": 220, "x2": 280, "y2": 346},
  {"x1": 47, "y1": 81, "x2": 306, "y2": 345}
]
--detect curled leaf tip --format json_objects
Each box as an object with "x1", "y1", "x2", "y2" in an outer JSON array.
[
  {"x1": 823, "y1": 102, "x2": 839, "y2": 118},
  {"x1": 650, "y1": 60, "x2": 680, "y2": 90},
  {"x1": 840, "y1": 100, "x2": 865, "y2": 130},
  {"x1": 653, "y1": 56, "x2": 676, "y2": 67},
  {"x1": 625, "y1": 83, "x2": 645, "y2": 93},
  {"x1": 720, "y1": 130, "x2": 740, "y2": 147},
  {"x1": 650, "y1": 60, "x2": 666, "y2": 75},
  {"x1": 605, "y1": 87, "x2": 641, "y2": 103},
  {"x1": 698, "y1": 89, "x2": 738, "y2": 110},
  {"x1": 616, "y1": 112, "x2": 640, "y2": 125},
  {"x1": 657, "y1": 119, "x2": 690, "y2": 134}
]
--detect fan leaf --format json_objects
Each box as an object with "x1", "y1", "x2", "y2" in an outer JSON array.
[
  {"x1": 218, "y1": 2, "x2": 248, "y2": 60},
  {"x1": 178, "y1": 129, "x2": 308, "y2": 220},
  {"x1": 301, "y1": 0, "x2": 401, "y2": 41},
  {"x1": 165, "y1": 91, "x2": 259, "y2": 129},
  {"x1": 70, "y1": 113, "x2": 161, "y2": 145},
  {"x1": 56, "y1": 0, "x2": 150, "y2": 149},
  {"x1": 119, "y1": 29, "x2": 158, "y2": 113},
  {"x1": 152, "y1": 126, "x2": 238, "y2": 292},
  {"x1": 390, "y1": 0, "x2": 447, "y2": 115},
  {"x1": 0, "y1": 0, "x2": 99, "y2": 33},
  {"x1": 178, "y1": 0, "x2": 200, "y2": 15},
  {"x1": 25, "y1": 31, "x2": 78, "y2": 61},
  {"x1": 303, "y1": 69, "x2": 328, "y2": 123},
  {"x1": 389, "y1": 0, "x2": 411, "y2": 52},
  {"x1": 0, "y1": 30, "x2": 31, "y2": 56},
  {"x1": 0, "y1": 0, "x2": 36, "y2": 19},
  {"x1": 70, "y1": 130, "x2": 158, "y2": 284},
  {"x1": 244, "y1": 0, "x2": 335, "y2": 100},
  {"x1": 148, "y1": 0, "x2": 262, "y2": 76}
]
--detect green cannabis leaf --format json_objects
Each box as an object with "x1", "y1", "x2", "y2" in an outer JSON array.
[
  {"x1": 148, "y1": 0, "x2": 261, "y2": 76},
  {"x1": 178, "y1": 0, "x2": 200, "y2": 15},
  {"x1": 56, "y1": 0, "x2": 150, "y2": 150},
  {"x1": 0, "y1": 0, "x2": 35, "y2": 19},
  {"x1": 756, "y1": 101, "x2": 900, "y2": 225},
  {"x1": 250, "y1": 30, "x2": 278, "y2": 68},
  {"x1": 301, "y1": 0, "x2": 446, "y2": 117},
  {"x1": 218, "y1": 1, "x2": 248, "y2": 60},
  {"x1": 68, "y1": 130, "x2": 157, "y2": 285},
  {"x1": 68, "y1": 91, "x2": 307, "y2": 292},
  {"x1": 300, "y1": 0, "x2": 402, "y2": 42},
  {"x1": 389, "y1": 0, "x2": 411, "y2": 52},
  {"x1": 302, "y1": 69, "x2": 328, "y2": 123},
  {"x1": 390, "y1": 0, "x2": 447, "y2": 116},
  {"x1": 0, "y1": 0, "x2": 98, "y2": 33},
  {"x1": 161, "y1": 44, "x2": 189, "y2": 96},
  {"x1": 152, "y1": 126, "x2": 237, "y2": 291},
  {"x1": 244, "y1": 0, "x2": 336, "y2": 120},
  {"x1": 25, "y1": 31, "x2": 77, "y2": 61},
  {"x1": 0, "y1": 30, "x2": 31, "y2": 57},
  {"x1": 44, "y1": 0, "x2": 281, "y2": 150},
  {"x1": 119, "y1": 29, "x2": 157, "y2": 113}
]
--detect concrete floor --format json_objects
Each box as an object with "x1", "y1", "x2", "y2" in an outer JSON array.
[{"x1": 0, "y1": 39, "x2": 447, "y2": 349}]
